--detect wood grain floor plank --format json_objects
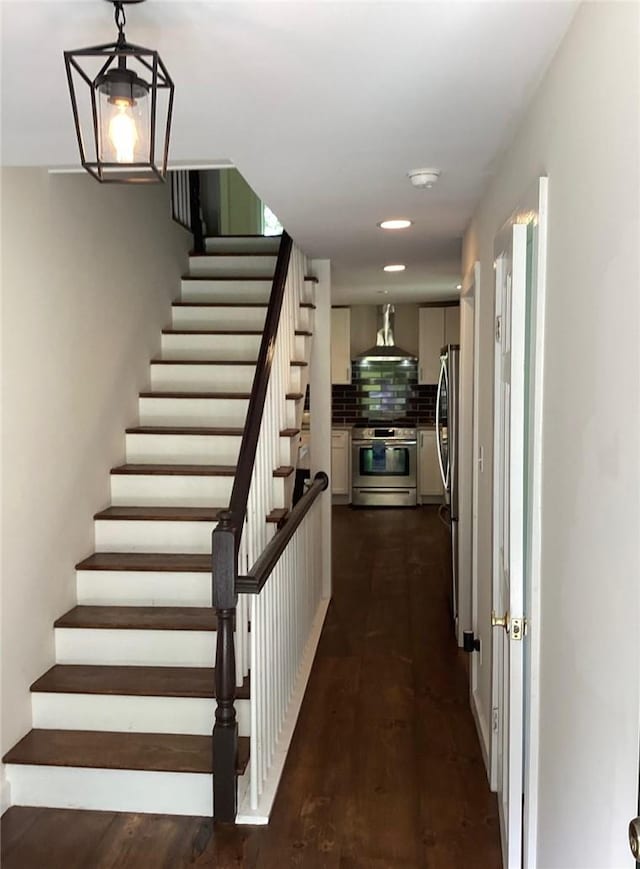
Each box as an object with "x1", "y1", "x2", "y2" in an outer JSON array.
[{"x1": 1, "y1": 506, "x2": 501, "y2": 868}]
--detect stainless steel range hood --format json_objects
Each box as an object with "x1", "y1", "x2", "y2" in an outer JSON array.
[{"x1": 356, "y1": 304, "x2": 416, "y2": 361}]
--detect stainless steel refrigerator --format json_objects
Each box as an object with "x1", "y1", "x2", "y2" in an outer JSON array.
[{"x1": 436, "y1": 344, "x2": 460, "y2": 632}]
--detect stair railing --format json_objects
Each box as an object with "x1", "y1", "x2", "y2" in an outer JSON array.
[
  {"x1": 212, "y1": 232, "x2": 327, "y2": 822},
  {"x1": 170, "y1": 169, "x2": 205, "y2": 253}
]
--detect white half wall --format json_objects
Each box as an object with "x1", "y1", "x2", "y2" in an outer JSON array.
[
  {"x1": 0, "y1": 170, "x2": 190, "y2": 775},
  {"x1": 462, "y1": 4, "x2": 640, "y2": 867}
]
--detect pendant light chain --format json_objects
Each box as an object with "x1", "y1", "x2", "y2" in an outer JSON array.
[{"x1": 114, "y1": 2, "x2": 127, "y2": 43}]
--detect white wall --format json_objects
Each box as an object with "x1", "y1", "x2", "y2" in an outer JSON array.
[
  {"x1": 463, "y1": 3, "x2": 640, "y2": 866},
  {"x1": 0, "y1": 170, "x2": 189, "y2": 796}
]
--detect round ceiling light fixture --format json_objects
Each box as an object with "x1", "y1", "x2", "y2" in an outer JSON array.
[
  {"x1": 383, "y1": 264, "x2": 406, "y2": 273},
  {"x1": 408, "y1": 168, "x2": 441, "y2": 189},
  {"x1": 378, "y1": 218, "x2": 413, "y2": 230},
  {"x1": 456, "y1": 284, "x2": 462, "y2": 290}
]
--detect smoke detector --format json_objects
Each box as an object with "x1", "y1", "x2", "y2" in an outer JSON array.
[{"x1": 408, "y1": 168, "x2": 441, "y2": 189}]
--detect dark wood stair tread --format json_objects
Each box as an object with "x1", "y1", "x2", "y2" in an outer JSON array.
[
  {"x1": 55, "y1": 606, "x2": 217, "y2": 632},
  {"x1": 162, "y1": 329, "x2": 263, "y2": 336},
  {"x1": 181, "y1": 275, "x2": 275, "y2": 282},
  {"x1": 189, "y1": 252, "x2": 276, "y2": 258},
  {"x1": 94, "y1": 506, "x2": 225, "y2": 522},
  {"x1": 300, "y1": 302, "x2": 316, "y2": 309},
  {"x1": 31, "y1": 665, "x2": 250, "y2": 700},
  {"x1": 111, "y1": 463, "x2": 237, "y2": 476},
  {"x1": 286, "y1": 392, "x2": 304, "y2": 401},
  {"x1": 127, "y1": 425, "x2": 244, "y2": 436},
  {"x1": 75, "y1": 552, "x2": 211, "y2": 572},
  {"x1": 126, "y1": 425, "x2": 299, "y2": 438},
  {"x1": 151, "y1": 359, "x2": 257, "y2": 365},
  {"x1": 172, "y1": 302, "x2": 267, "y2": 309},
  {"x1": 139, "y1": 391, "x2": 251, "y2": 400},
  {"x1": 3, "y1": 730, "x2": 249, "y2": 775},
  {"x1": 294, "y1": 330, "x2": 313, "y2": 337},
  {"x1": 111, "y1": 463, "x2": 293, "y2": 477}
]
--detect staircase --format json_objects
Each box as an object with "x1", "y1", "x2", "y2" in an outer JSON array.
[{"x1": 2, "y1": 234, "x2": 320, "y2": 818}]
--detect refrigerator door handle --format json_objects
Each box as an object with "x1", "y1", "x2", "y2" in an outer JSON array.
[{"x1": 436, "y1": 355, "x2": 449, "y2": 489}]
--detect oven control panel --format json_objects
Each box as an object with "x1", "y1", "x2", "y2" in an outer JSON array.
[{"x1": 356, "y1": 427, "x2": 417, "y2": 441}]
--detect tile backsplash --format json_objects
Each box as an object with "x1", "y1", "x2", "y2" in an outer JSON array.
[{"x1": 331, "y1": 359, "x2": 436, "y2": 425}]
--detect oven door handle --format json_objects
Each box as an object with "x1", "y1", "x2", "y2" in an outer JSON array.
[{"x1": 352, "y1": 440, "x2": 417, "y2": 447}]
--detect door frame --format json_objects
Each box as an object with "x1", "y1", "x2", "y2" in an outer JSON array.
[{"x1": 489, "y1": 177, "x2": 548, "y2": 868}]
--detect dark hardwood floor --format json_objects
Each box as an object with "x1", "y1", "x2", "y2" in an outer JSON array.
[{"x1": 1, "y1": 506, "x2": 501, "y2": 869}]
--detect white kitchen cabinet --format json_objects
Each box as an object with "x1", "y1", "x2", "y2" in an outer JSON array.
[
  {"x1": 444, "y1": 306, "x2": 460, "y2": 345},
  {"x1": 331, "y1": 428, "x2": 350, "y2": 496},
  {"x1": 331, "y1": 307, "x2": 351, "y2": 384},
  {"x1": 418, "y1": 307, "x2": 445, "y2": 384},
  {"x1": 418, "y1": 428, "x2": 444, "y2": 502}
]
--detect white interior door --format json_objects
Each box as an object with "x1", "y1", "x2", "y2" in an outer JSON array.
[{"x1": 492, "y1": 221, "x2": 528, "y2": 868}]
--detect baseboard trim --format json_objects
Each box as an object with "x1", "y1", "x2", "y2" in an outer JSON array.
[
  {"x1": 471, "y1": 687, "x2": 491, "y2": 786},
  {"x1": 1, "y1": 772, "x2": 11, "y2": 815},
  {"x1": 235, "y1": 596, "x2": 330, "y2": 825}
]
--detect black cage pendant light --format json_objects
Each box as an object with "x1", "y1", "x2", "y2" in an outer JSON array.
[{"x1": 64, "y1": 0, "x2": 174, "y2": 183}]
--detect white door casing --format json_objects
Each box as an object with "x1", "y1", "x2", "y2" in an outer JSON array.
[{"x1": 492, "y1": 221, "x2": 528, "y2": 868}]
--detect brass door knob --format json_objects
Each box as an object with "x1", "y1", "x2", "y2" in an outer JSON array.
[
  {"x1": 629, "y1": 817, "x2": 640, "y2": 860},
  {"x1": 491, "y1": 610, "x2": 510, "y2": 632}
]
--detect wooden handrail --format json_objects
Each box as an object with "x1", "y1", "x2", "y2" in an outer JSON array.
[
  {"x1": 236, "y1": 472, "x2": 328, "y2": 595},
  {"x1": 226, "y1": 231, "x2": 292, "y2": 545}
]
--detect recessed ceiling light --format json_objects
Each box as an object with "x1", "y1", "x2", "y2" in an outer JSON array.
[
  {"x1": 377, "y1": 290, "x2": 389, "y2": 295},
  {"x1": 383, "y1": 264, "x2": 405, "y2": 272},
  {"x1": 456, "y1": 284, "x2": 462, "y2": 290},
  {"x1": 378, "y1": 219, "x2": 413, "y2": 230}
]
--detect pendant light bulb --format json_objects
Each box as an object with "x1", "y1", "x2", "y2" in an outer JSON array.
[{"x1": 109, "y1": 101, "x2": 139, "y2": 164}]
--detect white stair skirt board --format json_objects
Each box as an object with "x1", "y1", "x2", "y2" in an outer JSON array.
[
  {"x1": 94, "y1": 519, "x2": 218, "y2": 554},
  {"x1": 76, "y1": 570, "x2": 210, "y2": 607},
  {"x1": 188, "y1": 255, "x2": 277, "y2": 277},
  {"x1": 126, "y1": 432, "x2": 243, "y2": 466},
  {"x1": 180, "y1": 279, "x2": 272, "y2": 304},
  {"x1": 138, "y1": 396, "x2": 249, "y2": 427},
  {"x1": 160, "y1": 336, "x2": 262, "y2": 363},
  {"x1": 4, "y1": 766, "x2": 252, "y2": 817},
  {"x1": 150, "y1": 363, "x2": 256, "y2": 393},
  {"x1": 55, "y1": 628, "x2": 216, "y2": 667},
  {"x1": 172, "y1": 306, "x2": 267, "y2": 331},
  {"x1": 236, "y1": 597, "x2": 330, "y2": 825},
  {"x1": 204, "y1": 237, "x2": 280, "y2": 254},
  {"x1": 32, "y1": 694, "x2": 250, "y2": 738}
]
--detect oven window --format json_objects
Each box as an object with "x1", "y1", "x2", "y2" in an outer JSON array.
[{"x1": 359, "y1": 445, "x2": 411, "y2": 477}]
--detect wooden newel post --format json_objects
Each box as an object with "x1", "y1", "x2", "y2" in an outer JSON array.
[{"x1": 212, "y1": 510, "x2": 238, "y2": 823}]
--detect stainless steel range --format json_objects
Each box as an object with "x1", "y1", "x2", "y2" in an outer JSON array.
[{"x1": 351, "y1": 424, "x2": 417, "y2": 507}]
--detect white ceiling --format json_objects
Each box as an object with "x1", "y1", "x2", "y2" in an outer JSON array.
[{"x1": 1, "y1": 1, "x2": 577, "y2": 303}]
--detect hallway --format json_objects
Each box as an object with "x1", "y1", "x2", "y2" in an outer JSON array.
[{"x1": 1, "y1": 507, "x2": 500, "y2": 868}]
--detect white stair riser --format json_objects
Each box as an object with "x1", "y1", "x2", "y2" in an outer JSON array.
[
  {"x1": 5, "y1": 765, "x2": 215, "y2": 816},
  {"x1": 180, "y1": 279, "x2": 272, "y2": 304},
  {"x1": 139, "y1": 396, "x2": 248, "y2": 427},
  {"x1": 161, "y1": 333, "x2": 261, "y2": 361},
  {"x1": 126, "y1": 432, "x2": 242, "y2": 465},
  {"x1": 95, "y1": 520, "x2": 217, "y2": 554},
  {"x1": 172, "y1": 306, "x2": 266, "y2": 331},
  {"x1": 150, "y1": 364, "x2": 255, "y2": 393},
  {"x1": 188, "y1": 254, "x2": 276, "y2": 277},
  {"x1": 32, "y1": 693, "x2": 250, "y2": 737},
  {"x1": 204, "y1": 236, "x2": 280, "y2": 254},
  {"x1": 295, "y1": 335, "x2": 311, "y2": 359},
  {"x1": 302, "y1": 279, "x2": 316, "y2": 304},
  {"x1": 110, "y1": 474, "x2": 233, "y2": 507},
  {"x1": 55, "y1": 628, "x2": 216, "y2": 667},
  {"x1": 126, "y1": 433, "x2": 296, "y2": 467},
  {"x1": 76, "y1": 570, "x2": 210, "y2": 607},
  {"x1": 298, "y1": 308, "x2": 313, "y2": 332}
]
